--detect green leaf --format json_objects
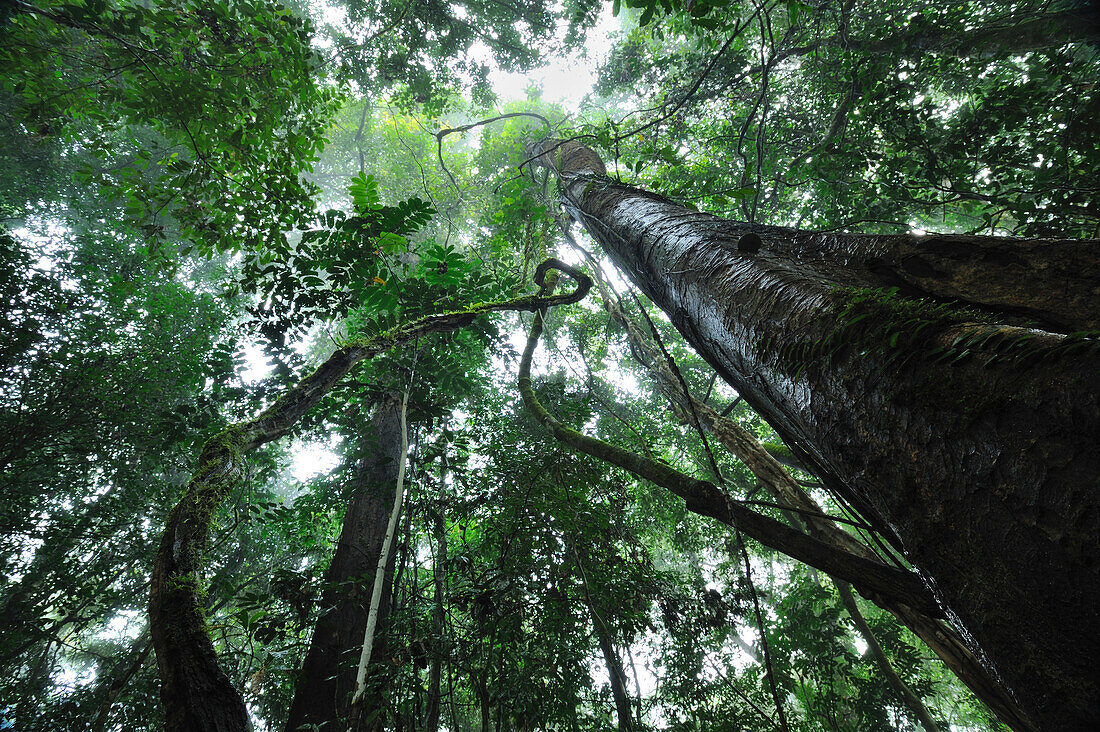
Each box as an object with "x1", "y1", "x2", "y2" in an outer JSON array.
[{"x1": 348, "y1": 172, "x2": 381, "y2": 212}]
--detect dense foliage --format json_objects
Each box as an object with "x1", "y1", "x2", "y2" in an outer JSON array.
[{"x1": 2, "y1": 0, "x2": 1095, "y2": 730}]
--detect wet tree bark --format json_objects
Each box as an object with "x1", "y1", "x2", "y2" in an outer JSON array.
[
  {"x1": 591, "y1": 612, "x2": 633, "y2": 732},
  {"x1": 531, "y1": 139, "x2": 1100, "y2": 730},
  {"x1": 598, "y1": 285, "x2": 1031, "y2": 729},
  {"x1": 284, "y1": 394, "x2": 403, "y2": 732}
]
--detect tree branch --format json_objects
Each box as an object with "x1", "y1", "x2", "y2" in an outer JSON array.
[
  {"x1": 517, "y1": 274, "x2": 942, "y2": 617},
  {"x1": 149, "y1": 260, "x2": 590, "y2": 732}
]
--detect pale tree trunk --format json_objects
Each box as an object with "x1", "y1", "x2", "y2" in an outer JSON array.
[
  {"x1": 284, "y1": 394, "x2": 405, "y2": 732},
  {"x1": 531, "y1": 139, "x2": 1100, "y2": 730}
]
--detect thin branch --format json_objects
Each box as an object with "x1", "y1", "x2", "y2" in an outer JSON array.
[
  {"x1": 516, "y1": 9, "x2": 761, "y2": 177},
  {"x1": 436, "y1": 112, "x2": 552, "y2": 192},
  {"x1": 836, "y1": 579, "x2": 941, "y2": 732},
  {"x1": 736, "y1": 530, "x2": 790, "y2": 732}
]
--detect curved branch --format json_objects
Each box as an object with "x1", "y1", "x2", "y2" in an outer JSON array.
[
  {"x1": 436, "y1": 112, "x2": 552, "y2": 192},
  {"x1": 516, "y1": 281, "x2": 942, "y2": 618},
  {"x1": 149, "y1": 260, "x2": 590, "y2": 732}
]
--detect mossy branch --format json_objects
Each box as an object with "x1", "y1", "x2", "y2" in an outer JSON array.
[{"x1": 149, "y1": 259, "x2": 590, "y2": 732}]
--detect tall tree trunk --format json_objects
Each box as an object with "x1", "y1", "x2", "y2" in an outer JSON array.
[
  {"x1": 532, "y1": 139, "x2": 1100, "y2": 729},
  {"x1": 348, "y1": 391, "x2": 410, "y2": 729},
  {"x1": 572, "y1": 543, "x2": 633, "y2": 732},
  {"x1": 596, "y1": 282, "x2": 1030, "y2": 729},
  {"x1": 475, "y1": 673, "x2": 491, "y2": 732},
  {"x1": 284, "y1": 394, "x2": 404, "y2": 732},
  {"x1": 592, "y1": 257, "x2": 1029, "y2": 726}
]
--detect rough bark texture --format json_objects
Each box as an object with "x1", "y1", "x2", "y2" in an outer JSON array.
[
  {"x1": 533, "y1": 139, "x2": 1100, "y2": 729},
  {"x1": 759, "y1": 228, "x2": 1100, "y2": 332},
  {"x1": 284, "y1": 395, "x2": 403, "y2": 732},
  {"x1": 519, "y1": 267, "x2": 941, "y2": 617},
  {"x1": 592, "y1": 610, "x2": 633, "y2": 732}
]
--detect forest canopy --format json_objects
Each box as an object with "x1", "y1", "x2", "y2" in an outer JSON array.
[{"x1": 1, "y1": 1, "x2": 1097, "y2": 731}]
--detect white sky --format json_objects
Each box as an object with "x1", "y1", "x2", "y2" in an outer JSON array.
[{"x1": 486, "y1": 6, "x2": 620, "y2": 109}]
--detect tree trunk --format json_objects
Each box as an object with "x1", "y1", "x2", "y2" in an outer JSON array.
[
  {"x1": 597, "y1": 284, "x2": 1030, "y2": 728},
  {"x1": 147, "y1": 269, "x2": 589, "y2": 732},
  {"x1": 348, "y1": 391, "x2": 410, "y2": 728},
  {"x1": 572, "y1": 543, "x2": 633, "y2": 732},
  {"x1": 835, "y1": 580, "x2": 940, "y2": 732},
  {"x1": 422, "y1": 456, "x2": 449, "y2": 732},
  {"x1": 284, "y1": 394, "x2": 404, "y2": 732},
  {"x1": 532, "y1": 139, "x2": 1100, "y2": 729}
]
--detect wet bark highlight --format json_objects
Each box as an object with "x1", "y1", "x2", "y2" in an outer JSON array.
[{"x1": 532, "y1": 138, "x2": 1100, "y2": 730}]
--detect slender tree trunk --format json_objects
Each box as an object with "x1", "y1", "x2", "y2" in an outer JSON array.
[
  {"x1": 284, "y1": 394, "x2": 404, "y2": 732},
  {"x1": 91, "y1": 637, "x2": 152, "y2": 732},
  {"x1": 835, "y1": 580, "x2": 939, "y2": 732},
  {"x1": 532, "y1": 139, "x2": 1100, "y2": 729},
  {"x1": 572, "y1": 543, "x2": 633, "y2": 732},
  {"x1": 422, "y1": 456, "x2": 449, "y2": 732},
  {"x1": 475, "y1": 673, "x2": 491, "y2": 732},
  {"x1": 591, "y1": 616, "x2": 633, "y2": 732}
]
